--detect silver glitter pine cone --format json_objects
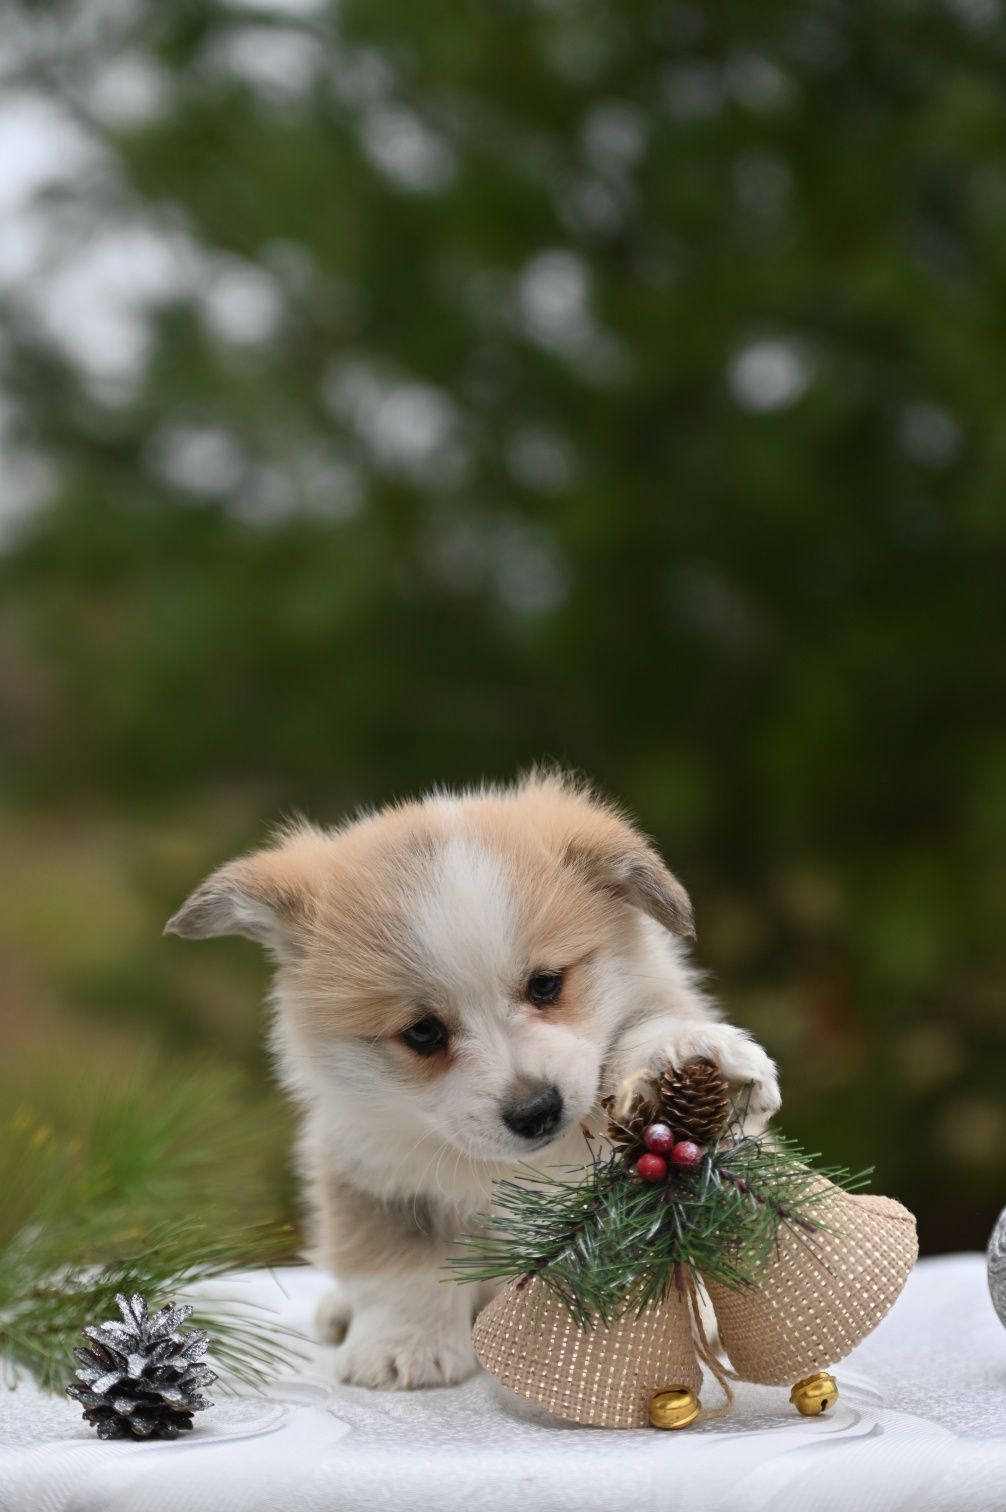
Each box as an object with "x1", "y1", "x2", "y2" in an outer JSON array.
[
  {"x1": 67, "y1": 1292, "x2": 216, "y2": 1439},
  {"x1": 988, "y1": 1204, "x2": 1006, "y2": 1330}
]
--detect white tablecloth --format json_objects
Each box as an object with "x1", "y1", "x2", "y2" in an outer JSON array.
[{"x1": 2, "y1": 1256, "x2": 1004, "y2": 1512}]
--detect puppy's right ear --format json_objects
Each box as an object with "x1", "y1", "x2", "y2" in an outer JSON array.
[{"x1": 165, "y1": 828, "x2": 321, "y2": 954}]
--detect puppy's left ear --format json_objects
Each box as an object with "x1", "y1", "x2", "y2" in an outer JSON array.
[
  {"x1": 565, "y1": 820, "x2": 695, "y2": 939},
  {"x1": 164, "y1": 828, "x2": 322, "y2": 956}
]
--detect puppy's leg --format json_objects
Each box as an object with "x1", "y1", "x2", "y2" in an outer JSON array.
[
  {"x1": 611, "y1": 1014, "x2": 781, "y2": 1131},
  {"x1": 315, "y1": 1289, "x2": 352, "y2": 1345},
  {"x1": 334, "y1": 1267, "x2": 477, "y2": 1390},
  {"x1": 311, "y1": 1168, "x2": 477, "y2": 1390}
]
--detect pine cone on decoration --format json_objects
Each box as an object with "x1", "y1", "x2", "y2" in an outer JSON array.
[
  {"x1": 658, "y1": 1059, "x2": 731, "y2": 1145},
  {"x1": 67, "y1": 1293, "x2": 215, "y2": 1440},
  {"x1": 602, "y1": 1089, "x2": 657, "y2": 1153}
]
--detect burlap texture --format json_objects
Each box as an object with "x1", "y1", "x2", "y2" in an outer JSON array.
[
  {"x1": 706, "y1": 1183, "x2": 918, "y2": 1385},
  {"x1": 472, "y1": 1279, "x2": 701, "y2": 1428},
  {"x1": 473, "y1": 1177, "x2": 917, "y2": 1427}
]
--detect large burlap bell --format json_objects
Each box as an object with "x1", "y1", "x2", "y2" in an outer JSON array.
[
  {"x1": 706, "y1": 1180, "x2": 918, "y2": 1385},
  {"x1": 473, "y1": 1278, "x2": 700, "y2": 1428},
  {"x1": 472, "y1": 1176, "x2": 917, "y2": 1428}
]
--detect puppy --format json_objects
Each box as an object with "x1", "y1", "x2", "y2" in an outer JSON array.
[{"x1": 166, "y1": 773, "x2": 779, "y2": 1389}]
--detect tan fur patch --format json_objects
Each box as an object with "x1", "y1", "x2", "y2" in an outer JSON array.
[
  {"x1": 173, "y1": 773, "x2": 692, "y2": 1050},
  {"x1": 275, "y1": 782, "x2": 648, "y2": 1047}
]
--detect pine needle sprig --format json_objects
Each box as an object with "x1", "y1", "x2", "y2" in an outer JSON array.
[
  {"x1": 450, "y1": 1078, "x2": 872, "y2": 1327},
  {"x1": 1, "y1": 1212, "x2": 306, "y2": 1395},
  {"x1": 0, "y1": 1058, "x2": 305, "y2": 1394}
]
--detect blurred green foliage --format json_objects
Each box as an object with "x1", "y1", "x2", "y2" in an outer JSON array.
[{"x1": 1, "y1": 1, "x2": 1004, "y2": 1253}]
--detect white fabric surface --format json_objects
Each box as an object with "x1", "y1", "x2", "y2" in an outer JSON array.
[{"x1": 2, "y1": 1255, "x2": 1004, "y2": 1512}]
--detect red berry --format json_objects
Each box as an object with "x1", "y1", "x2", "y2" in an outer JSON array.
[
  {"x1": 642, "y1": 1122, "x2": 674, "y2": 1154},
  {"x1": 636, "y1": 1152, "x2": 668, "y2": 1183},
  {"x1": 670, "y1": 1140, "x2": 704, "y2": 1170}
]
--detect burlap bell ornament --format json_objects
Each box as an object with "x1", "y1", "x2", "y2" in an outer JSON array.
[{"x1": 468, "y1": 1064, "x2": 918, "y2": 1430}]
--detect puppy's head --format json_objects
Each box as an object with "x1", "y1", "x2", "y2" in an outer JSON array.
[{"x1": 166, "y1": 775, "x2": 693, "y2": 1163}]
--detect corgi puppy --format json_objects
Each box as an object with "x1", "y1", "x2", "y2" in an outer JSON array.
[{"x1": 166, "y1": 773, "x2": 779, "y2": 1389}]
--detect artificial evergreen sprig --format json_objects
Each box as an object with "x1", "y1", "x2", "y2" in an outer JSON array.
[{"x1": 450, "y1": 1066, "x2": 871, "y2": 1327}]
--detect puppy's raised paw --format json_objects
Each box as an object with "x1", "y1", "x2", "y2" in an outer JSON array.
[
  {"x1": 651, "y1": 1023, "x2": 781, "y2": 1131},
  {"x1": 333, "y1": 1313, "x2": 477, "y2": 1390}
]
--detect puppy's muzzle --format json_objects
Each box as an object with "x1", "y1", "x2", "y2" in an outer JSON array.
[{"x1": 501, "y1": 1082, "x2": 564, "y2": 1142}]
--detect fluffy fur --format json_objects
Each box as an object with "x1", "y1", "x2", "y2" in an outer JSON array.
[{"x1": 166, "y1": 773, "x2": 780, "y2": 1389}]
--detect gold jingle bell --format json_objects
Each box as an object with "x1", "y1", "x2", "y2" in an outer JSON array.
[
  {"x1": 649, "y1": 1385, "x2": 701, "y2": 1430},
  {"x1": 789, "y1": 1372, "x2": 839, "y2": 1416}
]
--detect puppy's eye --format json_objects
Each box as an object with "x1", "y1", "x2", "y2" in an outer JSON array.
[
  {"x1": 400, "y1": 1015, "x2": 448, "y2": 1056},
  {"x1": 526, "y1": 970, "x2": 564, "y2": 1007}
]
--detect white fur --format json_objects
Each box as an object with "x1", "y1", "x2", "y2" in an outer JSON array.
[
  {"x1": 414, "y1": 836, "x2": 516, "y2": 1000},
  {"x1": 321, "y1": 1274, "x2": 478, "y2": 1390}
]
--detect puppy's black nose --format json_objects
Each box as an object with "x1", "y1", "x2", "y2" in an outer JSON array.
[{"x1": 501, "y1": 1083, "x2": 564, "y2": 1142}]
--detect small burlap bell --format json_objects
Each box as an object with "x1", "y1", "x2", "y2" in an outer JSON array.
[
  {"x1": 472, "y1": 1176, "x2": 917, "y2": 1428},
  {"x1": 706, "y1": 1181, "x2": 918, "y2": 1385},
  {"x1": 472, "y1": 1279, "x2": 700, "y2": 1428}
]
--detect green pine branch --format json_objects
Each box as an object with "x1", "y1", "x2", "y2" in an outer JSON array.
[
  {"x1": 449, "y1": 1104, "x2": 872, "y2": 1327},
  {"x1": 0, "y1": 1058, "x2": 306, "y2": 1394}
]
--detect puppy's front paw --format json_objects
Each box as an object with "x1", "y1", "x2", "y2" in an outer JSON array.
[
  {"x1": 650, "y1": 1024, "x2": 781, "y2": 1130},
  {"x1": 333, "y1": 1312, "x2": 477, "y2": 1390}
]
